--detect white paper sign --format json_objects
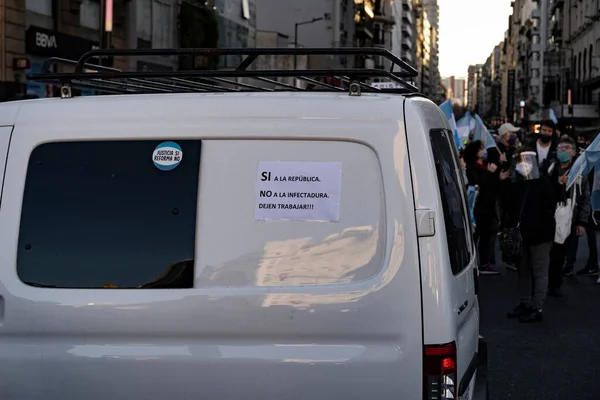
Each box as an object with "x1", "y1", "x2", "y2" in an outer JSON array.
[{"x1": 255, "y1": 161, "x2": 342, "y2": 222}]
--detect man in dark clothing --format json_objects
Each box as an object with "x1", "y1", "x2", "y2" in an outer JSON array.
[
  {"x1": 464, "y1": 140, "x2": 509, "y2": 274},
  {"x1": 547, "y1": 136, "x2": 590, "y2": 297},
  {"x1": 535, "y1": 120, "x2": 558, "y2": 175},
  {"x1": 506, "y1": 149, "x2": 560, "y2": 323},
  {"x1": 490, "y1": 123, "x2": 521, "y2": 269}
]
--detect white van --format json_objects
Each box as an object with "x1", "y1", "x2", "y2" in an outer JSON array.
[{"x1": 0, "y1": 48, "x2": 487, "y2": 400}]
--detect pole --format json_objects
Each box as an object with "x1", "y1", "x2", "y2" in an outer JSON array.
[{"x1": 294, "y1": 23, "x2": 298, "y2": 70}]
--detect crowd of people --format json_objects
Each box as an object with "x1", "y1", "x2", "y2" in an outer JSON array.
[{"x1": 460, "y1": 119, "x2": 598, "y2": 323}]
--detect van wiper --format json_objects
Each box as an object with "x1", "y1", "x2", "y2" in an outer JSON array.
[{"x1": 22, "y1": 281, "x2": 60, "y2": 288}]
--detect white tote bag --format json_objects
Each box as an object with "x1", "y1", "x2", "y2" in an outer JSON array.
[{"x1": 554, "y1": 176, "x2": 578, "y2": 244}]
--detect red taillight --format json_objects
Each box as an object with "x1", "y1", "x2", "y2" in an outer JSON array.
[{"x1": 424, "y1": 342, "x2": 457, "y2": 400}]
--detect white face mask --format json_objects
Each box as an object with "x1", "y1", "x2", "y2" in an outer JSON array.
[{"x1": 516, "y1": 162, "x2": 533, "y2": 177}]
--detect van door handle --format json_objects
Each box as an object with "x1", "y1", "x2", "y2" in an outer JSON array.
[{"x1": 415, "y1": 209, "x2": 435, "y2": 237}]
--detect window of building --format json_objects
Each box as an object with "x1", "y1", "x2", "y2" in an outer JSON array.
[
  {"x1": 137, "y1": 0, "x2": 152, "y2": 46},
  {"x1": 590, "y1": 44, "x2": 594, "y2": 78},
  {"x1": 152, "y1": 0, "x2": 173, "y2": 48},
  {"x1": 532, "y1": 34, "x2": 539, "y2": 44},
  {"x1": 429, "y1": 129, "x2": 471, "y2": 275},
  {"x1": 17, "y1": 140, "x2": 202, "y2": 289},
  {"x1": 584, "y1": 48, "x2": 588, "y2": 80},
  {"x1": 26, "y1": 0, "x2": 52, "y2": 16},
  {"x1": 242, "y1": 0, "x2": 250, "y2": 19},
  {"x1": 80, "y1": 0, "x2": 100, "y2": 30}
]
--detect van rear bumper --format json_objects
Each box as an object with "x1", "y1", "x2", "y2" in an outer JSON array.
[{"x1": 472, "y1": 336, "x2": 489, "y2": 400}]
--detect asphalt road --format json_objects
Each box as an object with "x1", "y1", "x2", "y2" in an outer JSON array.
[{"x1": 481, "y1": 238, "x2": 600, "y2": 400}]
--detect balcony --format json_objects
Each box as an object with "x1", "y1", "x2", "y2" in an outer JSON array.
[
  {"x1": 402, "y1": 10, "x2": 414, "y2": 25},
  {"x1": 401, "y1": 36, "x2": 413, "y2": 50}
]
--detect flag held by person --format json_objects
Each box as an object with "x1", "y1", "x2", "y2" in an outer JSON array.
[
  {"x1": 439, "y1": 100, "x2": 461, "y2": 150},
  {"x1": 472, "y1": 114, "x2": 498, "y2": 150}
]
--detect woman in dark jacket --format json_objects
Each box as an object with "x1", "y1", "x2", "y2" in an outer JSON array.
[
  {"x1": 463, "y1": 140, "x2": 508, "y2": 274},
  {"x1": 505, "y1": 148, "x2": 560, "y2": 323}
]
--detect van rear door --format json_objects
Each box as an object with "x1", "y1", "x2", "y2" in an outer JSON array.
[{"x1": 0, "y1": 95, "x2": 423, "y2": 400}]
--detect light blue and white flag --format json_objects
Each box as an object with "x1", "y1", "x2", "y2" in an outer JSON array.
[
  {"x1": 567, "y1": 133, "x2": 600, "y2": 190},
  {"x1": 549, "y1": 108, "x2": 558, "y2": 125},
  {"x1": 439, "y1": 100, "x2": 460, "y2": 150},
  {"x1": 472, "y1": 114, "x2": 498, "y2": 150},
  {"x1": 456, "y1": 111, "x2": 474, "y2": 145}
]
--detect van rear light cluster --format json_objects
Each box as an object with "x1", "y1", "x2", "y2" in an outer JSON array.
[{"x1": 424, "y1": 342, "x2": 457, "y2": 400}]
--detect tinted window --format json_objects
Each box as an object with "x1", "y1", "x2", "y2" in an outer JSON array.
[
  {"x1": 17, "y1": 140, "x2": 201, "y2": 289},
  {"x1": 429, "y1": 130, "x2": 471, "y2": 274}
]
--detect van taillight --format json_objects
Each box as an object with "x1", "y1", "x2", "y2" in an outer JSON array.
[{"x1": 424, "y1": 342, "x2": 457, "y2": 400}]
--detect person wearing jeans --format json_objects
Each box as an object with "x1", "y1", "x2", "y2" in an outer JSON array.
[{"x1": 506, "y1": 149, "x2": 559, "y2": 322}]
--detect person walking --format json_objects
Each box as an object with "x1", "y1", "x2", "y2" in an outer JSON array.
[
  {"x1": 547, "y1": 136, "x2": 590, "y2": 297},
  {"x1": 506, "y1": 149, "x2": 560, "y2": 322}
]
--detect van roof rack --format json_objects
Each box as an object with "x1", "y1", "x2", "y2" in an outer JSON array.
[{"x1": 26, "y1": 47, "x2": 419, "y2": 98}]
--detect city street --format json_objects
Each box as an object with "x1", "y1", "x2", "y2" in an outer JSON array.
[{"x1": 481, "y1": 239, "x2": 600, "y2": 400}]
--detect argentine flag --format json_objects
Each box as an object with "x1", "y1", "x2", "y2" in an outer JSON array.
[
  {"x1": 439, "y1": 100, "x2": 460, "y2": 150},
  {"x1": 456, "y1": 111, "x2": 475, "y2": 146},
  {"x1": 473, "y1": 114, "x2": 498, "y2": 150}
]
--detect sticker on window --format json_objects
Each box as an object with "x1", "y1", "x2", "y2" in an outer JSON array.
[
  {"x1": 153, "y1": 141, "x2": 183, "y2": 171},
  {"x1": 255, "y1": 161, "x2": 342, "y2": 222}
]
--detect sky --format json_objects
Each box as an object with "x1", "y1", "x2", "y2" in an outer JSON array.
[{"x1": 438, "y1": 0, "x2": 513, "y2": 79}]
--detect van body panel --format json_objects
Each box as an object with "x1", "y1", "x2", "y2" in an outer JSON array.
[
  {"x1": 0, "y1": 126, "x2": 12, "y2": 202},
  {"x1": 0, "y1": 94, "x2": 424, "y2": 400},
  {"x1": 0, "y1": 101, "x2": 22, "y2": 127},
  {"x1": 404, "y1": 98, "x2": 479, "y2": 389}
]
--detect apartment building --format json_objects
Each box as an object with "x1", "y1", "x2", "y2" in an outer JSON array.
[
  {"x1": 441, "y1": 75, "x2": 466, "y2": 106},
  {"x1": 391, "y1": 0, "x2": 417, "y2": 68},
  {"x1": 415, "y1": 6, "x2": 431, "y2": 96},
  {"x1": 546, "y1": 0, "x2": 600, "y2": 126}
]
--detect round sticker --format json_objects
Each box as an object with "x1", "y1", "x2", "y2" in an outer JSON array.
[{"x1": 152, "y1": 141, "x2": 183, "y2": 171}]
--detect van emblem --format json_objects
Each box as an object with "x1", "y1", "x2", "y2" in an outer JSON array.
[{"x1": 152, "y1": 141, "x2": 183, "y2": 171}]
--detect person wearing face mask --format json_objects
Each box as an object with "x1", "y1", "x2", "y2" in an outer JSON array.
[
  {"x1": 535, "y1": 120, "x2": 558, "y2": 175},
  {"x1": 464, "y1": 140, "x2": 510, "y2": 274},
  {"x1": 546, "y1": 136, "x2": 590, "y2": 297},
  {"x1": 505, "y1": 148, "x2": 560, "y2": 323},
  {"x1": 486, "y1": 123, "x2": 521, "y2": 270}
]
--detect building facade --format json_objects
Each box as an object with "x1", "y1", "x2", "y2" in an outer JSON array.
[
  {"x1": 546, "y1": 0, "x2": 600, "y2": 127},
  {"x1": 391, "y1": 0, "x2": 417, "y2": 68},
  {"x1": 441, "y1": 75, "x2": 466, "y2": 106},
  {"x1": 255, "y1": 0, "x2": 355, "y2": 68},
  {"x1": 415, "y1": 6, "x2": 431, "y2": 96},
  {"x1": 0, "y1": 0, "x2": 190, "y2": 101}
]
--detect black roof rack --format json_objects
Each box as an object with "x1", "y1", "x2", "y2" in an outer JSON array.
[{"x1": 27, "y1": 47, "x2": 419, "y2": 98}]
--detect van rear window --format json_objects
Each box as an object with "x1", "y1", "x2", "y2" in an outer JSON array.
[{"x1": 17, "y1": 140, "x2": 201, "y2": 289}]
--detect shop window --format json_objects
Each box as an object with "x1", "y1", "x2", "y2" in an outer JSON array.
[
  {"x1": 26, "y1": 0, "x2": 52, "y2": 16},
  {"x1": 80, "y1": 0, "x2": 100, "y2": 30}
]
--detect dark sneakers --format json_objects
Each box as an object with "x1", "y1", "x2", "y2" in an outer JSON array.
[
  {"x1": 507, "y1": 303, "x2": 543, "y2": 323},
  {"x1": 548, "y1": 288, "x2": 564, "y2": 298},
  {"x1": 507, "y1": 303, "x2": 530, "y2": 319},
  {"x1": 518, "y1": 309, "x2": 543, "y2": 323}
]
